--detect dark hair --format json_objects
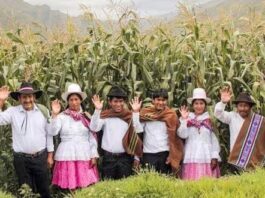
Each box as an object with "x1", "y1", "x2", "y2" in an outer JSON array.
[
  {"x1": 66, "y1": 93, "x2": 86, "y2": 110},
  {"x1": 191, "y1": 99, "x2": 207, "y2": 106},
  {"x1": 67, "y1": 93, "x2": 82, "y2": 101},
  {"x1": 108, "y1": 96, "x2": 126, "y2": 101},
  {"x1": 152, "y1": 89, "x2": 168, "y2": 99}
]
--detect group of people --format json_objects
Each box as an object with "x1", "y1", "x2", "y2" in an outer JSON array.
[{"x1": 0, "y1": 82, "x2": 264, "y2": 198}]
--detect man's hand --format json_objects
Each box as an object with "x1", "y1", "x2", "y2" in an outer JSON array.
[
  {"x1": 47, "y1": 152, "x2": 54, "y2": 169},
  {"x1": 130, "y1": 97, "x2": 142, "y2": 113},
  {"x1": 220, "y1": 87, "x2": 232, "y2": 103},
  {"x1": 133, "y1": 159, "x2": 141, "y2": 171},
  {"x1": 0, "y1": 86, "x2": 10, "y2": 109}
]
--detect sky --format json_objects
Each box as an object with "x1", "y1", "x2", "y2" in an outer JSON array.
[{"x1": 24, "y1": 0, "x2": 213, "y2": 20}]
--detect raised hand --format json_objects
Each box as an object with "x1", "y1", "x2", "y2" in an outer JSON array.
[
  {"x1": 130, "y1": 96, "x2": 142, "y2": 112},
  {"x1": 51, "y1": 99, "x2": 61, "y2": 116},
  {"x1": 179, "y1": 106, "x2": 189, "y2": 120},
  {"x1": 0, "y1": 86, "x2": 10, "y2": 101},
  {"x1": 220, "y1": 87, "x2": 232, "y2": 103},
  {"x1": 92, "y1": 95, "x2": 103, "y2": 110}
]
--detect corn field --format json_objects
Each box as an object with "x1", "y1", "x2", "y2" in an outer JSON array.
[{"x1": 1, "y1": 6, "x2": 265, "y2": 196}]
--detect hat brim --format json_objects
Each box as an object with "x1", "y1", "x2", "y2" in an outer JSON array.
[
  {"x1": 10, "y1": 90, "x2": 43, "y2": 101},
  {"x1": 61, "y1": 92, "x2": 87, "y2": 102},
  {"x1": 232, "y1": 100, "x2": 256, "y2": 106},
  {"x1": 187, "y1": 97, "x2": 211, "y2": 104}
]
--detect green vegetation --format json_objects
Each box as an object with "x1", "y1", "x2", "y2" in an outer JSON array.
[{"x1": 75, "y1": 169, "x2": 265, "y2": 198}]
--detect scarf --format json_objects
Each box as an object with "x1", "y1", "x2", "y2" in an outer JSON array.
[
  {"x1": 100, "y1": 109, "x2": 143, "y2": 157},
  {"x1": 140, "y1": 106, "x2": 183, "y2": 170},
  {"x1": 64, "y1": 108, "x2": 90, "y2": 128},
  {"x1": 187, "y1": 118, "x2": 213, "y2": 132}
]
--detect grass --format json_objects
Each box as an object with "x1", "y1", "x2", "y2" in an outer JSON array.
[{"x1": 75, "y1": 169, "x2": 265, "y2": 198}]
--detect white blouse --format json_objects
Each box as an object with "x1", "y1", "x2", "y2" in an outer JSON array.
[
  {"x1": 48, "y1": 113, "x2": 98, "y2": 161},
  {"x1": 177, "y1": 112, "x2": 221, "y2": 163}
]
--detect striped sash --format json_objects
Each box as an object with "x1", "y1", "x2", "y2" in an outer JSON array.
[{"x1": 228, "y1": 113, "x2": 265, "y2": 170}]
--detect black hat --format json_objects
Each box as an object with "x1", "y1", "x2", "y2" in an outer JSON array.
[
  {"x1": 232, "y1": 92, "x2": 256, "y2": 106},
  {"x1": 151, "y1": 89, "x2": 168, "y2": 99},
  {"x1": 107, "y1": 86, "x2": 127, "y2": 98},
  {"x1": 10, "y1": 82, "x2": 43, "y2": 101}
]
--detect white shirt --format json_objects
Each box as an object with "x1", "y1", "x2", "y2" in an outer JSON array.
[
  {"x1": 48, "y1": 113, "x2": 98, "y2": 161},
  {"x1": 177, "y1": 112, "x2": 221, "y2": 163},
  {"x1": 133, "y1": 113, "x2": 169, "y2": 153},
  {"x1": 0, "y1": 104, "x2": 54, "y2": 154},
  {"x1": 90, "y1": 109, "x2": 132, "y2": 153},
  {"x1": 214, "y1": 102, "x2": 244, "y2": 151}
]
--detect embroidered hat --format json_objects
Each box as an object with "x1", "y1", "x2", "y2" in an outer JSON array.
[
  {"x1": 187, "y1": 88, "x2": 211, "y2": 104},
  {"x1": 10, "y1": 82, "x2": 43, "y2": 101},
  {"x1": 61, "y1": 83, "x2": 87, "y2": 102},
  {"x1": 232, "y1": 92, "x2": 256, "y2": 106},
  {"x1": 107, "y1": 86, "x2": 127, "y2": 98}
]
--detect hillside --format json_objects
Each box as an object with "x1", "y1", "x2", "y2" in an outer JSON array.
[{"x1": 0, "y1": 0, "x2": 88, "y2": 30}]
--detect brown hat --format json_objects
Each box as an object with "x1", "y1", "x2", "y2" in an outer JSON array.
[
  {"x1": 10, "y1": 82, "x2": 43, "y2": 101},
  {"x1": 232, "y1": 92, "x2": 256, "y2": 106}
]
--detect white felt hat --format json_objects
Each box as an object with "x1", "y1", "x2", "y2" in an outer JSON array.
[
  {"x1": 61, "y1": 83, "x2": 87, "y2": 102},
  {"x1": 187, "y1": 88, "x2": 211, "y2": 104}
]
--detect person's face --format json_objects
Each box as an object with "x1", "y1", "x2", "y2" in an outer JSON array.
[
  {"x1": 108, "y1": 97, "x2": 125, "y2": 113},
  {"x1": 19, "y1": 94, "x2": 35, "y2": 111},
  {"x1": 192, "y1": 99, "x2": 206, "y2": 115},
  {"x1": 68, "y1": 94, "x2": 82, "y2": 111},
  {"x1": 152, "y1": 97, "x2": 167, "y2": 110},
  {"x1": 236, "y1": 102, "x2": 252, "y2": 118}
]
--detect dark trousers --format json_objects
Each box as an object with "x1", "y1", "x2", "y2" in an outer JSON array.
[
  {"x1": 142, "y1": 151, "x2": 171, "y2": 174},
  {"x1": 13, "y1": 150, "x2": 51, "y2": 198},
  {"x1": 102, "y1": 151, "x2": 133, "y2": 180}
]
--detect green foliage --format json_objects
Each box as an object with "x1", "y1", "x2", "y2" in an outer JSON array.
[{"x1": 75, "y1": 169, "x2": 265, "y2": 198}]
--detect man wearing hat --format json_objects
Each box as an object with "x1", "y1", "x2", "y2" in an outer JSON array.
[
  {"x1": 0, "y1": 82, "x2": 53, "y2": 198},
  {"x1": 214, "y1": 87, "x2": 265, "y2": 171},
  {"x1": 90, "y1": 86, "x2": 143, "y2": 180},
  {"x1": 131, "y1": 89, "x2": 183, "y2": 175}
]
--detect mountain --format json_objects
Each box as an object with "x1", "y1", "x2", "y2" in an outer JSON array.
[
  {"x1": 197, "y1": 0, "x2": 264, "y2": 18},
  {"x1": 0, "y1": 0, "x2": 88, "y2": 30},
  {"x1": 152, "y1": 0, "x2": 264, "y2": 22}
]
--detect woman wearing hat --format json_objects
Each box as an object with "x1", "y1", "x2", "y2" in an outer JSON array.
[
  {"x1": 49, "y1": 83, "x2": 99, "y2": 189},
  {"x1": 178, "y1": 88, "x2": 221, "y2": 180},
  {"x1": 214, "y1": 87, "x2": 265, "y2": 171}
]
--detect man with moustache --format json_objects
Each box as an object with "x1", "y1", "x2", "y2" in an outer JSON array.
[
  {"x1": 0, "y1": 82, "x2": 54, "y2": 198},
  {"x1": 214, "y1": 87, "x2": 265, "y2": 171}
]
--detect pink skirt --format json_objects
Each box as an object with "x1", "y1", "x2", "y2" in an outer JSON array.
[
  {"x1": 181, "y1": 163, "x2": 220, "y2": 180},
  {"x1": 52, "y1": 160, "x2": 99, "y2": 189}
]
